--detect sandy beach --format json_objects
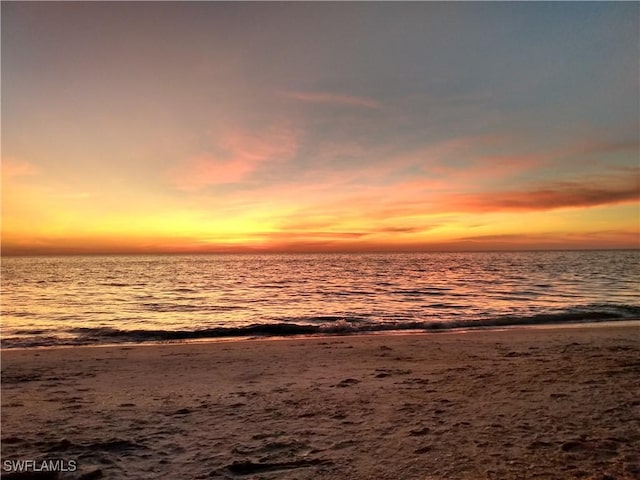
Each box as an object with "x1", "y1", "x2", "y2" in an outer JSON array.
[{"x1": 2, "y1": 324, "x2": 639, "y2": 480}]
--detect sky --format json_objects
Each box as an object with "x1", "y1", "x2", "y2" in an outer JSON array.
[{"x1": 2, "y1": 2, "x2": 639, "y2": 254}]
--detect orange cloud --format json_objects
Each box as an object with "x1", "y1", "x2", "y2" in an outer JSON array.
[
  {"x1": 170, "y1": 125, "x2": 298, "y2": 190},
  {"x1": 446, "y1": 178, "x2": 639, "y2": 213},
  {"x1": 388, "y1": 136, "x2": 639, "y2": 187},
  {"x1": 259, "y1": 170, "x2": 638, "y2": 235},
  {"x1": 455, "y1": 230, "x2": 640, "y2": 251},
  {"x1": 282, "y1": 90, "x2": 384, "y2": 110},
  {"x1": 1, "y1": 159, "x2": 40, "y2": 181}
]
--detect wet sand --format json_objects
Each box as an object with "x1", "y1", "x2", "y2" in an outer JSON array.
[{"x1": 2, "y1": 324, "x2": 639, "y2": 479}]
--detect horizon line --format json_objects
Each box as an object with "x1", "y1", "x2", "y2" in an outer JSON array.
[{"x1": 2, "y1": 247, "x2": 639, "y2": 258}]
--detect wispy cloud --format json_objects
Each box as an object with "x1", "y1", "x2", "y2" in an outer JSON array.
[
  {"x1": 170, "y1": 125, "x2": 298, "y2": 190},
  {"x1": 282, "y1": 90, "x2": 384, "y2": 110},
  {"x1": 261, "y1": 170, "x2": 639, "y2": 232},
  {"x1": 447, "y1": 178, "x2": 639, "y2": 213},
  {"x1": 455, "y1": 230, "x2": 640, "y2": 250},
  {"x1": 383, "y1": 135, "x2": 640, "y2": 191},
  {"x1": 385, "y1": 134, "x2": 531, "y2": 183},
  {"x1": 1, "y1": 159, "x2": 40, "y2": 181},
  {"x1": 583, "y1": 140, "x2": 639, "y2": 155}
]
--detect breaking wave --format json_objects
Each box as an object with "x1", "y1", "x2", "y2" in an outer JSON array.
[{"x1": 2, "y1": 303, "x2": 639, "y2": 349}]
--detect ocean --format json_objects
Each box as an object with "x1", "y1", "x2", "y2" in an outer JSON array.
[{"x1": 1, "y1": 251, "x2": 639, "y2": 348}]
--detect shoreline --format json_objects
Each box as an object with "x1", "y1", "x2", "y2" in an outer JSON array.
[
  {"x1": 2, "y1": 317, "x2": 640, "y2": 353},
  {"x1": 2, "y1": 325, "x2": 639, "y2": 479}
]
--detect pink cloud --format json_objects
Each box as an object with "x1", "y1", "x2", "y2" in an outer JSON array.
[
  {"x1": 386, "y1": 135, "x2": 639, "y2": 189},
  {"x1": 170, "y1": 125, "x2": 298, "y2": 190},
  {"x1": 383, "y1": 134, "x2": 517, "y2": 182},
  {"x1": 282, "y1": 90, "x2": 384, "y2": 110},
  {"x1": 2, "y1": 159, "x2": 40, "y2": 180}
]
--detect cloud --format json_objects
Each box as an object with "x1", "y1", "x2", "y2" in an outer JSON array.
[
  {"x1": 376, "y1": 226, "x2": 426, "y2": 234},
  {"x1": 387, "y1": 135, "x2": 639, "y2": 188},
  {"x1": 447, "y1": 178, "x2": 639, "y2": 213},
  {"x1": 454, "y1": 230, "x2": 640, "y2": 250},
  {"x1": 275, "y1": 172, "x2": 638, "y2": 224},
  {"x1": 282, "y1": 90, "x2": 384, "y2": 110},
  {"x1": 1, "y1": 159, "x2": 40, "y2": 181},
  {"x1": 260, "y1": 230, "x2": 369, "y2": 240},
  {"x1": 574, "y1": 139, "x2": 639, "y2": 156},
  {"x1": 170, "y1": 125, "x2": 298, "y2": 190},
  {"x1": 386, "y1": 134, "x2": 530, "y2": 182},
  {"x1": 271, "y1": 223, "x2": 433, "y2": 239}
]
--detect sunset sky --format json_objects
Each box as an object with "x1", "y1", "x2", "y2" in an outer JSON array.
[{"x1": 2, "y1": 2, "x2": 639, "y2": 254}]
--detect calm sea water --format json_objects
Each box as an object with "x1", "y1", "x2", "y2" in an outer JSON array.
[{"x1": 1, "y1": 251, "x2": 639, "y2": 348}]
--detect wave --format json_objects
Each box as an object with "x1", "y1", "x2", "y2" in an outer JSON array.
[{"x1": 2, "y1": 304, "x2": 639, "y2": 349}]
